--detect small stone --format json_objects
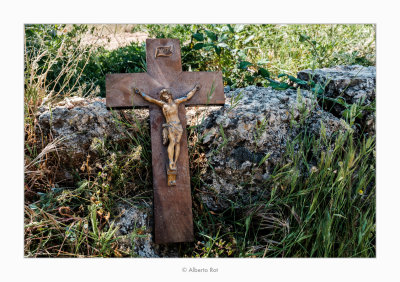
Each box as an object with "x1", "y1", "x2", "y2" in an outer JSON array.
[
  {"x1": 240, "y1": 161, "x2": 252, "y2": 170},
  {"x1": 262, "y1": 173, "x2": 270, "y2": 180},
  {"x1": 114, "y1": 204, "x2": 178, "y2": 258},
  {"x1": 278, "y1": 95, "x2": 290, "y2": 103},
  {"x1": 254, "y1": 173, "x2": 263, "y2": 181}
]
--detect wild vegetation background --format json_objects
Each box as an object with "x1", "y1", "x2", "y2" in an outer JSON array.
[{"x1": 24, "y1": 24, "x2": 375, "y2": 257}]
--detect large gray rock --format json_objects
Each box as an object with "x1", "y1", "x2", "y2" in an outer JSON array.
[
  {"x1": 297, "y1": 65, "x2": 375, "y2": 134},
  {"x1": 194, "y1": 86, "x2": 348, "y2": 211},
  {"x1": 36, "y1": 96, "x2": 148, "y2": 170},
  {"x1": 297, "y1": 65, "x2": 376, "y2": 105}
]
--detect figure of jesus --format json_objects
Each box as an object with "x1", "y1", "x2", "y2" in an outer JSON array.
[{"x1": 134, "y1": 84, "x2": 201, "y2": 173}]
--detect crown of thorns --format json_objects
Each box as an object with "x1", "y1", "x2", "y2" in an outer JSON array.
[{"x1": 159, "y1": 89, "x2": 172, "y2": 99}]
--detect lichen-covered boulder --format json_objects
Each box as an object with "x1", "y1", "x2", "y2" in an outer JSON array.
[
  {"x1": 37, "y1": 97, "x2": 123, "y2": 158},
  {"x1": 36, "y1": 97, "x2": 148, "y2": 175},
  {"x1": 195, "y1": 86, "x2": 349, "y2": 211},
  {"x1": 297, "y1": 65, "x2": 375, "y2": 135},
  {"x1": 297, "y1": 65, "x2": 376, "y2": 105}
]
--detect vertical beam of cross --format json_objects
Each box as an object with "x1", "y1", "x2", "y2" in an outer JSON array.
[{"x1": 106, "y1": 38, "x2": 224, "y2": 244}]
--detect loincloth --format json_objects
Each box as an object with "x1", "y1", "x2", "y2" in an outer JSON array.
[{"x1": 162, "y1": 121, "x2": 183, "y2": 145}]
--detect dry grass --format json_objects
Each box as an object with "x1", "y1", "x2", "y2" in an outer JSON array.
[{"x1": 24, "y1": 24, "x2": 375, "y2": 258}]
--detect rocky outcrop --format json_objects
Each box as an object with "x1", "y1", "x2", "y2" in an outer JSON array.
[
  {"x1": 297, "y1": 65, "x2": 375, "y2": 135},
  {"x1": 35, "y1": 66, "x2": 372, "y2": 255},
  {"x1": 195, "y1": 86, "x2": 348, "y2": 211},
  {"x1": 37, "y1": 97, "x2": 124, "y2": 158},
  {"x1": 36, "y1": 96, "x2": 148, "y2": 181},
  {"x1": 297, "y1": 65, "x2": 376, "y2": 105}
]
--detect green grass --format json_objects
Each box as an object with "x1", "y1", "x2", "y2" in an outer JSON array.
[
  {"x1": 185, "y1": 124, "x2": 375, "y2": 258},
  {"x1": 135, "y1": 24, "x2": 375, "y2": 88},
  {"x1": 24, "y1": 24, "x2": 375, "y2": 257}
]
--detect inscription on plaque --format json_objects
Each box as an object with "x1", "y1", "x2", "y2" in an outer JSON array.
[{"x1": 155, "y1": 45, "x2": 173, "y2": 57}]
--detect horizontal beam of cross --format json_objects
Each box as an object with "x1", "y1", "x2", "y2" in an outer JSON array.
[{"x1": 106, "y1": 71, "x2": 225, "y2": 109}]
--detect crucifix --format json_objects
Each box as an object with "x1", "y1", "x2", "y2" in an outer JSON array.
[{"x1": 106, "y1": 39, "x2": 225, "y2": 244}]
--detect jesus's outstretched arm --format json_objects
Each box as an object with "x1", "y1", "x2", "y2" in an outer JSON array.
[
  {"x1": 175, "y1": 84, "x2": 201, "y2": 104},
  {"x1": 134, "y1": 88, "x2": 165, "y2": 107}
]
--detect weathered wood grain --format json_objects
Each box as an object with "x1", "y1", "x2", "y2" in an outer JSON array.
[{"x1": 106, "y1": 38, "x2": 224, "y2": 243}]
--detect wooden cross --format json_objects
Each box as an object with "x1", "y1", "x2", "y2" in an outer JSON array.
[{"x1": 106, "y1": 39, "x2": 225, "y2": 244}]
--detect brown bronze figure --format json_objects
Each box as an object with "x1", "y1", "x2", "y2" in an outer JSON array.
[{"x1": 134, "y1": 84, "x2": 201, "y2": 185}]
